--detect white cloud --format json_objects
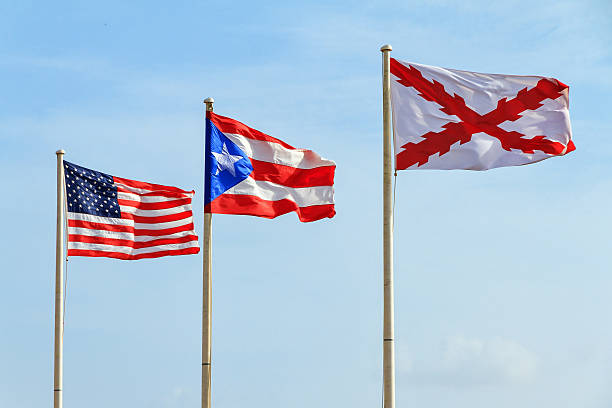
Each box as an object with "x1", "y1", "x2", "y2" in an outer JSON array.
[
  {"x1": 444, "y1": 335, "x2": 537, "y2": 384},
  {"x1": 400, "y1": 335, "x2": 538, "y2": 387}
]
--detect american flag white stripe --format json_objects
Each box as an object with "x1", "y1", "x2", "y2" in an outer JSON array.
[
  {"x1": 67, "y1": 212, "x2": 132, "y2": 225},
  {"x1": 67, "y1": 216, "x2": 194, "y2": 231},
  {"x1": 118, "y1": 204, "x2": 194, "y2": 217},
  {"x1": 64, "y1": 161, "x2": 199, "y2": 260},
  {"x1": 68, "y1": 241, "x2": 200, "y2": 255},
  {"x1": 117, "y1": 192, "x2": 183, "y2": 203}
]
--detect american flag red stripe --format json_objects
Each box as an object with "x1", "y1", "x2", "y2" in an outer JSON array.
[
  {"x1": 64, "y1": 161, "x2": 200, "y2": 260},
  {"x1": 66, "y1": 248, "x2": 199, "y2": 260}
]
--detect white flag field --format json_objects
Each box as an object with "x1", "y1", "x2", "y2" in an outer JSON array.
[{"x1": 390, "y1": 58, "x2": 575, "y2": 170}]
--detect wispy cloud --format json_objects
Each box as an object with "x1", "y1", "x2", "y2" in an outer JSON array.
[{"x1": 399, "y1": 335, "x2": 538, "y2": 387}]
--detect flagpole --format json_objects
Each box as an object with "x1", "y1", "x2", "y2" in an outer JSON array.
[
  {"x1": 202, "y1": 97, "x2": 214, "y2": 408},
  {"x1": 54, "y1": 149, "x2": 66, "y2": 408},
  {"x1": 380, "y1": 44, "x2": 395, "y2": 408}
]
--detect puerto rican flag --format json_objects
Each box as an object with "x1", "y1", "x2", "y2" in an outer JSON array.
[
  {"x1": 204, "y1": 112, "x2": 336, "y2": 222},
  {"x1": 390, "y1": 59, "x2": 575, "y2": 170}
]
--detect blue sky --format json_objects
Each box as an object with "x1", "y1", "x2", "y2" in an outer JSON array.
[{"x1": 1, "y1": 1, "x2": 611, "y2": 407}]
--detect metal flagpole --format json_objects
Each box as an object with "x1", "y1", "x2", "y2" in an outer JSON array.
[
  {"x1": 380, "y1": 44, "x2": 395, "y2": 408},
  {"x1": 54, "y1": 149, "x2": 66, "y2": 408},
  {"x1": 202, "y1": 97, "x2": 214, "y2": 408}
]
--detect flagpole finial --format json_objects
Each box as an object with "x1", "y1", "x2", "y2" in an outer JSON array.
[
  {"x1": 380, "y1": 44, "x2": 392, "y2": 52},
  {"x1": 203, "y1": 97, "x2": 214, "y2": 112},
  {"x1": 56, "y1": 149, "x2": 65, "y2": 155}
]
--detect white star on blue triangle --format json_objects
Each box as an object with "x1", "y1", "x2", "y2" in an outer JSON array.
[
  {"x1": 205, "y1": 119, "x2": 253, "y2": 204},
  {"x1": 211, "y1": 142, "x2": 243, "y2": 177}
]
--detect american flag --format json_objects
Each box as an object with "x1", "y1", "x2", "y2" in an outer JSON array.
[{"x1": 64, "y1": 161, "x2": 200, "y2": 260}]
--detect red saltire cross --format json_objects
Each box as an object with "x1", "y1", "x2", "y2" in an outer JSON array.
[{"x1": 390, "y1": 58, "x2": 576, "y2": 170}]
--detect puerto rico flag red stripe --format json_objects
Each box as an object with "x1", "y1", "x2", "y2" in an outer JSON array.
[
  {"x1": 205, "y1": 112, "x2": 336, "y2": 222},
  {"x1": 64, "y1": 160, "x2": 199, "y2": 260}
]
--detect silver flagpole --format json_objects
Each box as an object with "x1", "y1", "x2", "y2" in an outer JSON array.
[
  {"x1": 380, "y1": 44, "x2": 395, "y2": 408},
  {"x1": 202, "y1": 97, "x2": 214, "y2": 408},
  {"x1": 54, "y1": 149, "x2": 66, "y2": 408}
]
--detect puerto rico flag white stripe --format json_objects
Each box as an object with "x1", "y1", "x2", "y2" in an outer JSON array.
[
  {"x1": 205, "y1": 112, "x2": 335, "y2": 222},
  {"x1": 64, "y1": 161, "x2": 200, "y2": 260}
]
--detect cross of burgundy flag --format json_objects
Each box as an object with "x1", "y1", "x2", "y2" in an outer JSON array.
[
  {"x1": 204, "y1": 112, "x2": 336, "y2": 222},
  {"x1": 64, "y1": 161, "x2": 200, "y2": 260},
  {"x1": 390, "y1": 58, "x2": 575, "y2": 170}
]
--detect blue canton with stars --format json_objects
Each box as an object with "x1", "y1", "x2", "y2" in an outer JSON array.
[
  {"x1": 205, "y1": 119, "x2": 253, "y2": 205},
  {"x1": 64, "y1": 161, "x2": 121, "y2": 218}
]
